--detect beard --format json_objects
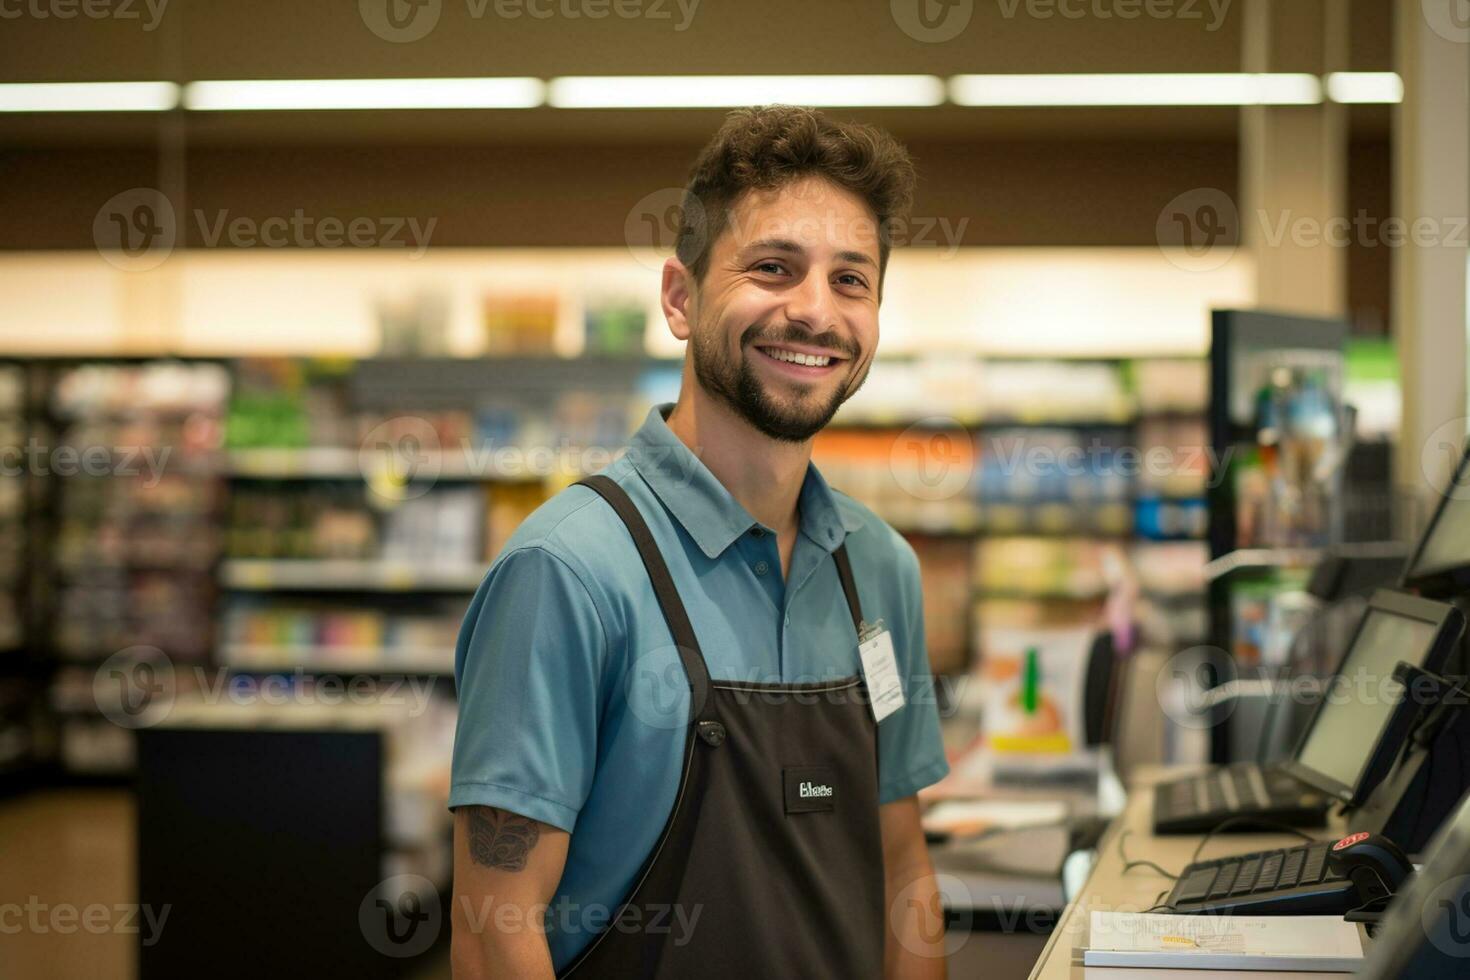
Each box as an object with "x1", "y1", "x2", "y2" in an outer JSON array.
[{"x1": 690, "y1": 318, "x2": 866, "y2": 443}]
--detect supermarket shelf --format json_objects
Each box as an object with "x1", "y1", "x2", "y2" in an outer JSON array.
[
  {"x1": 220, "y1": 559, "x2": 486, "y2": 592},
  {"x1": 830, "y1": 416, "x2": 1137, "y2": 431},
  {"x1": 973, "y1": 587, "x2": 1109, "y2": 601},
  {"x1": 224, "y1": 447, "x2": 547, "y2": 482},
  {"x1": 220, "y1": 644, "x2": 456, "y2": 676},
  {"x1": 1203, "y1": 547, "x2": 1324, "y2": 582}
]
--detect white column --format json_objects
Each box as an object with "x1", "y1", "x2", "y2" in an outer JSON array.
[{"x1": 1394, "y1": 0, "x2": 1470, "y2": 503}]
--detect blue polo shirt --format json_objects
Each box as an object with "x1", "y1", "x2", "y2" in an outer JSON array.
[{"x1": 450, "y1": 403, "x2": 949, "y2": 970}]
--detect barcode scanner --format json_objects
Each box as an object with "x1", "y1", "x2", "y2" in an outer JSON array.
[{"x1": 1328, "y1": 832, "x2": 1414, "y2": 902}]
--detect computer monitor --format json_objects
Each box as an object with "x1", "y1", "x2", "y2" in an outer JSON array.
[
  {"x1": 1358, "y1": 790, "x2": 1470, "y2": 979},
  {"x1": 1279, "y1": 590, "x2": 1466, "y2": 806},
  {"x1": 1402, "y1": 443, "x2": 1470, "y2": 599}
]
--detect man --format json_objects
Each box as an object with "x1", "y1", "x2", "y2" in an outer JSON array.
[{"x1": 450, "y1": 105, "x2": 949, "y2": 978}]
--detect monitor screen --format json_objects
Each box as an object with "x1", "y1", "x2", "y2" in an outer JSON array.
[
  {"x1": 1407, "y1": 489, "x2": 1470, "y2": 588},
  {"x1": 1359, "y1": 792, "x2": 1470, "y2": 979},
  {"x1": 1293, "y1": 610, "x2": 1438, "y2": 790}
]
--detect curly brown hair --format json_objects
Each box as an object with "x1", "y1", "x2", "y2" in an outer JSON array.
[{"x1": 674, "y1": 106, "x2": 917, "y2": 287}]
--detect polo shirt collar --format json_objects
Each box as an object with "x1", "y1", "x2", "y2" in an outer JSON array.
[{"x1": 626, "y1": 404, "x2": 861, "y2": 560}]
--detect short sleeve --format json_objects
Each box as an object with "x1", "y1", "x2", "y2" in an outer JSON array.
[
  {"x1": 449, "y1": 545, "x2": 609, "y2": 832},
  {"x1": 877, "y1": 537, "x2": 950, "y2": 804}
]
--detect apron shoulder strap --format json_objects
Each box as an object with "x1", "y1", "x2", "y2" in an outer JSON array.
[
  {"x1": 831, "y1": 543, "x2": 865, "y2": 636},
  {"x1": 574, "y1": 474, "x2": 718, "y2": 728}
]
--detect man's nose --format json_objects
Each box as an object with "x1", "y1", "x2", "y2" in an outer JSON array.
[{"x1": 782, "y1": 273, "x2": 840, "y2": 334}]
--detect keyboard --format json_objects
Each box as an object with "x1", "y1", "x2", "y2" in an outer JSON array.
[
  {"x1": 1152, "y1": 763, "x2": 1329, "y2": 835},
  {"x1": 1163, "y1": 841, "x2": 1356, "y2": 914}
]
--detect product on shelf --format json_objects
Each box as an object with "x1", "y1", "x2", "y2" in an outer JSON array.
[
  {"x1": 583, "y1": 295, "x2": 648, "y2": 356},
  {"x1": 482, "y1": 293, "x2": 559, "y2": 355},
  {"x1": 904, "y1": 535, "x2": 973, "y2": 675},
  {"x1": 47, "y1": 363, "x2": 227, "y2": 664}
]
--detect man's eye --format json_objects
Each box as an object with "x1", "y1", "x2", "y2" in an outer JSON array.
[
  {"x1": 754, "y1": 261, "x2": 787, "y2": 275},
  {"x1": 836, "y1": 273, "x2": 869, "y2": 289}
]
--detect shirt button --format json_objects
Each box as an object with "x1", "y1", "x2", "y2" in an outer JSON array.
[
  {"x1": 750, "y1": 528, "x2": 765, "y2": 538},
  {"x1": 754, "y1": 560, "x2": 770, "y2": 576}
]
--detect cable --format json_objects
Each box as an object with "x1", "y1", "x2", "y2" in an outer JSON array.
[
  {"x1": 1188, "y1": 815, "x2": 1318, "y2": 868},
  {"x1": 1117, "y1": 828, "x2": 1179, "y2": 880}
]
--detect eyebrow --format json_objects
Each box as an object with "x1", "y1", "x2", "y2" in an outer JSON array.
[{"x1": 741, "y1": 237, "x2": 877, "y2": 268}]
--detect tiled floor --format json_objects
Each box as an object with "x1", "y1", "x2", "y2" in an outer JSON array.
[{"x1": 0, "y1": 789, "x2": 451, "y2": 980}]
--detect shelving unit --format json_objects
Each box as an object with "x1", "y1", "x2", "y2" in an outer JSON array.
[{"x1": 19, "y1": 358, "x2": 230, "y2": 778}]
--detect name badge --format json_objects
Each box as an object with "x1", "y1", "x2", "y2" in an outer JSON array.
[
  {"x1": 858, "y1": 624, "x2": 905, "y2": 724},
  {"x1": 784, "y1": 766, "x2": 837, "y2": 814}
]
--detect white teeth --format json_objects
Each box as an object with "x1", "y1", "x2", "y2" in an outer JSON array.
[{"x1": 764, "y1": 347, "x2": 832, "y2": 367}]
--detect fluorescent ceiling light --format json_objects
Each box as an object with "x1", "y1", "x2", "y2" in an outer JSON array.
[
  {"x1": 949, "y1": 73, "x2": 1322, "y2": 106},
  {"x1": 547, "y1": 75, "x2": 947, "y2": 108},
  {"x1": 182, "y1": 78, "x2": 546, "y2": 111},
  {"x1": 0, "y1": 81, "x2": 179, "y2": 112},
  {"x1": 1325, "y1": 72, "x2": 1403, "y2": 104}
]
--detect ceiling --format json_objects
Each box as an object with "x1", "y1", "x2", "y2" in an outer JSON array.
[{"x1": 0, "y1": 0, "x2": 1395, "y2": 146}]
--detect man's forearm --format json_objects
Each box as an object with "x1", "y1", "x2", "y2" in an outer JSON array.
[
  {"x1": 451, "y1": 921, "x2": 554, "y2": 980},
  {"x1": 885, "y1": 853, "x2": 948, "y2": 980},
  {"x1": 451, "y1": 805, "x2": 567, "y2": 980}
]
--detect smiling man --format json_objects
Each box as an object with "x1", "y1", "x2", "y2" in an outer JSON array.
[{"x1": 450, "y1": 106, "x2": 950, "y2": 979}]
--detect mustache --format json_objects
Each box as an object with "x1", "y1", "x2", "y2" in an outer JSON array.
[{"x1": 740, "y1": 323, "x2": 860, "y2": 360}]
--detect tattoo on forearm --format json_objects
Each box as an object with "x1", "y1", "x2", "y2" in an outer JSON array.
[{"x1": 467, "y1": 807, "x2": 542, "y2": 871}]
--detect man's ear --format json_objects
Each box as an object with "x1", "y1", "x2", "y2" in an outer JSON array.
[{"x1": 662, "y1": 258, "x2": 696, "y2": 341}]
